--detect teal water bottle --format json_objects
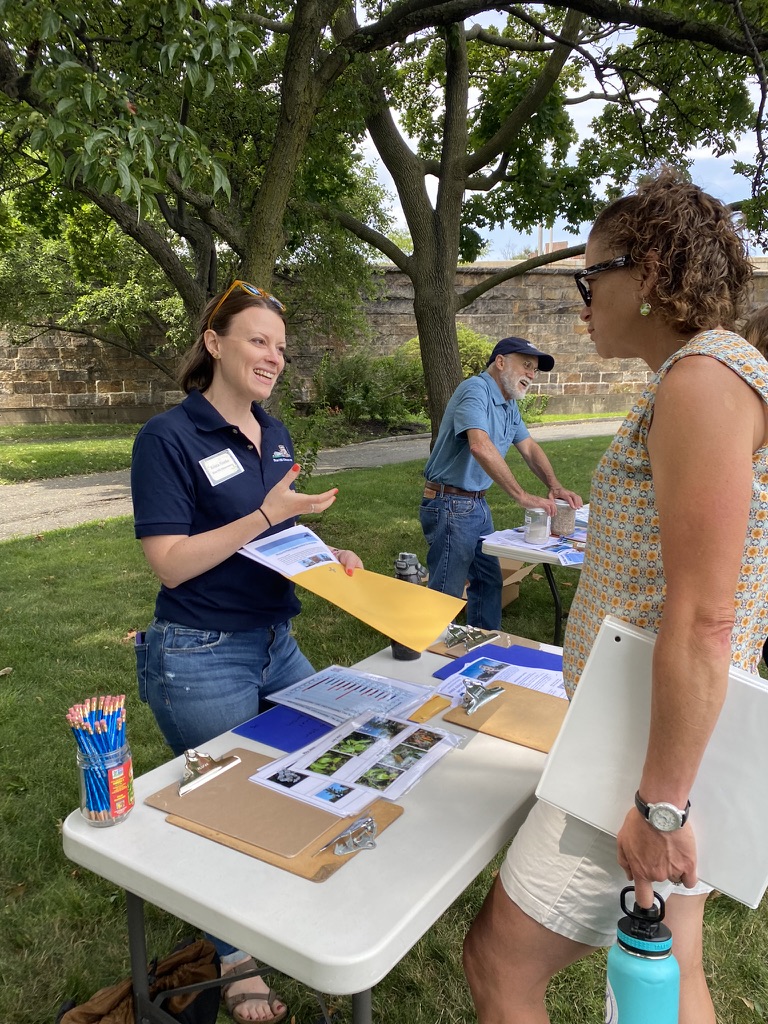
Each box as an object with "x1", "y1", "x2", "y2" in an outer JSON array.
[{"x1": 605, "y1": 886, "x2": 680, "y2": 1024}]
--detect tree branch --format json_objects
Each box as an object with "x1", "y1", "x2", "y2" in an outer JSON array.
[
  {"x1": 457, "y1": 244, "x2": 586, "y2": 309},
  {"x1": 462, "y1": 8, "x2": 584, "y2": 180},
  {"x1": 163, "y1": 170, "x2": 246, "y2": 254},
  {"x1": 22, "y1": 321, "x2": 178, "y2": 380},
  {"x1": 464, "y1": 24, "x2": 554, "y2": 51},
  {"x1": 311, "y1": 202, "x2": 413, "y2": 272},
  {"x1": 500, "y1": 0, "x2": 768, "y2": 55},
  {"x1": 76, "y1": 181, "x2": 204, "y2": 315}
]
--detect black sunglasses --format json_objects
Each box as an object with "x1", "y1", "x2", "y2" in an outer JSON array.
[{"x1": 573, "y1": 255, "x2": 632, "y2": 306}]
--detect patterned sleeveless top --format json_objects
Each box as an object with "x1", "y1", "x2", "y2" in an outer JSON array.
[{"x1": 563, "y1": 329, "x2": 768, "y2": 698}]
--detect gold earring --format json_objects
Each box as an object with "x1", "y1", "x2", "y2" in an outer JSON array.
[{"x1": 640, "y1": 299, "x2": 652, "y2": 316}]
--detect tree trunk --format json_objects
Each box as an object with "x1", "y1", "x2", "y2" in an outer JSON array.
[
  {"x1": 412, "y1": 263, "x2": 463, "y2": 444},
  {"x1": 244, "y1": 0, "x2": 345, "y2": 282}
]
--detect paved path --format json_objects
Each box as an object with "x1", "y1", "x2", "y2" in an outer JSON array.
[{"x1": 0, "y1": 419, "x2": 622, "y2": 541}]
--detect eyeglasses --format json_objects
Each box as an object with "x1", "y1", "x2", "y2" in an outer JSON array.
[
  {"x1": 573, "y1": 255, "x2": 632, "y2": 306},
  {"x1": 504, "y1": 357, "x2": 539, "y2": 376},
  {"x1": 206, "y1": 280, "x2": 286, "y2": 332}
]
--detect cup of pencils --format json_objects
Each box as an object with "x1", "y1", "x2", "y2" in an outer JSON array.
[{"x1": 68, "y1": 695, "x2": 134, "y2": 827}]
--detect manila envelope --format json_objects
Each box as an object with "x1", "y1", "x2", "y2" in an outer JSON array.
[{"x1": 292, "y1": 563, "x2": 465, "y2": 652}]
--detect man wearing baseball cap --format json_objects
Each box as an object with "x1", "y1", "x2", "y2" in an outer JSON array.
[{"x1": 420, "y1": 336, "x2": 582, "y2": 630}]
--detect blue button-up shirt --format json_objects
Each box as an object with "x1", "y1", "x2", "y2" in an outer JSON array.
[{"x1": 424, "y1": 371, "x2": 530, "y2": 492}]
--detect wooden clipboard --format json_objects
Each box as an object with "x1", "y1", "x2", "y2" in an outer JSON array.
[
  {"x1": 145, "y1": 748, "x2": 404, "y2": 881},
  {"x1": 442, "y1": 681, "x2": 568, "y2": 753}
]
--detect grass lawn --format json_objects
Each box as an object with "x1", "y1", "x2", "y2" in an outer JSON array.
[
  {"x1": 0, "y1": 414, "x2": 626, "y2": 484},
  {"x1": 2, "y1": 444, "x2": 766, "y2": 1023}
]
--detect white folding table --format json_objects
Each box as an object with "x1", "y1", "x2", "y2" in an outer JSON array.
[
  {"x1": 62, "y1": 646, "x2": 547, "y2": 1024},
  {"x1": 482, "y1": 538, "x2": 582, "y2": 645}
]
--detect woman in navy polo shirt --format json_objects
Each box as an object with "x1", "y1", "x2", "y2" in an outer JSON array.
[{"x1": 132, "y1": 281, "x2": 362, "y2": 1023}]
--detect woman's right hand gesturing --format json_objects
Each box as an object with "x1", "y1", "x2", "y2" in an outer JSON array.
[{"x1": 261, "y1": 464, "x2": 338, "y2": 528}]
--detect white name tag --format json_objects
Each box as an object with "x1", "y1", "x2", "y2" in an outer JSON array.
[{"x1": 199, "y1": 448, "x2": 245, "y2": 486}]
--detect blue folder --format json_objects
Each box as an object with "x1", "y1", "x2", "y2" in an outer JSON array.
[
  {"x1": 432, "y1": 642, "x2": 563, "y2": 680},
  {"x1": 231, "y1": 704, "x2": 334, "y2": 752}
]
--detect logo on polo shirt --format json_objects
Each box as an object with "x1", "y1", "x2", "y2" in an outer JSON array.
[{"x1": 272, "y1": 444, "x2": 292, "y2": 462}]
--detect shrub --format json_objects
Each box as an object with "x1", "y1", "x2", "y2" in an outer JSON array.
[
  {"x1": 311, "y1": 350, "x2": 427, "y2": 424},
  {"x1": 397, "y1": 324, "x2": 495, "y2": 379},
  {"x1": 397, "y1": 326, "x2": 549, "y2": 421}
]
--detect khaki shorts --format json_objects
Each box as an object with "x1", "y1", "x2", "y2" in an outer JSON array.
[{"x1": 499, "y1": 799, "x2": 712, "y2": 948}]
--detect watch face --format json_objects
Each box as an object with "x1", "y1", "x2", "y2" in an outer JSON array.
[{"x1": 649, "y1": 803, "x2": 682, "y2": 832}]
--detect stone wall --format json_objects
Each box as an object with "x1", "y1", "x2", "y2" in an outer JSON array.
[
  {"x1": 3, "y1": 258, "x2": 768, "y2": 424},
  {"x1": 0, "y1": 335, "x2": 183, "y2": 425}
]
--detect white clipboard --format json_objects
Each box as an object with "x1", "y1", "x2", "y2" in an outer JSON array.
[{"x1": 536, "y1": 615, "x2": 768, "y2": 908}]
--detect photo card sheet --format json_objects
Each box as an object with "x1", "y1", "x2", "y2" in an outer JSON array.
[{"x1": 250, "y1": 713, "x2": 460, "y2": 816}]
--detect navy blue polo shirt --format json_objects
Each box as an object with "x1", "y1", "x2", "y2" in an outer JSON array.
[
  {"x1": 424, "y1": 372, "x2": 530, "y2": 491},
  {"x1": 131, "y1": 389, "x2": 301, "y2": 631}
]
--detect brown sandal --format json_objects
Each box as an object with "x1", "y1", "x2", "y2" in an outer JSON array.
[{"x1": 221, "y1": 956, "x2": 288, "y2": 1023}]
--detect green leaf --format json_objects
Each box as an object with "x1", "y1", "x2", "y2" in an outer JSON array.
[
  {"x1": 47, "y1": 117, "x2": 64, "y2": 140},
  {"x1": 55, "y1": 97, "x2": 78, "y2": 115},
  {"x1": 28, "y1": 128, "x2": 47, "y2": 152},
  {"x1": 115, "y1": 159, "x2": 132, "y2": 192},
  {"x1": 177, "y1": 146, "x2": 191, "y2": 179},
  {"x1": 40, "y1": 8, "x2": 61, "y2": 38},
  {"x1": 48, "y1": 150, "x2": 64, "y2": 178},
  {"x1": 211, "y1": 162, "x2": 231, "y2": 200}
]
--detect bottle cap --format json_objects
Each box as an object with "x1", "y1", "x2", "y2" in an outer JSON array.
[{"x1": 616, "y1": 886, "x2": 673, "y2": 956}]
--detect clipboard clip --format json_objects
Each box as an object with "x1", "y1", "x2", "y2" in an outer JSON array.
[
  {"x1": 319, "y1": 815, "x2": 377, "y2": 856},
  {"x1": 178, "y1": 749, "x2": 241, "y2": 796},
  {"x1": 445, "y1": 623, "x2": 499, "y2": 651},
  {"x1": 462, "y1": 682, "x2": 504, "y2": 715}
]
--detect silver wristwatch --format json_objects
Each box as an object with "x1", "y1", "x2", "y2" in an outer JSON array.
[{"x1": 634, "y1": 791, "x2": 690, "y2": 832}]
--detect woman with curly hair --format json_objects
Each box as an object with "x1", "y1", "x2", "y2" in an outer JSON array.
[{"x1": 463, "y1": 168, "x2": 768, "y2": 1023}]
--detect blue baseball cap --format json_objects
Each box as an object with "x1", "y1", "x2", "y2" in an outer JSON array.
[{"x1": 486, "y1": 336, "x2": 555, "y2": 372}]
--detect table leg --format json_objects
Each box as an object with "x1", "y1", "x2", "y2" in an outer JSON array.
[
  {"x1": 352, "y1": 988, "x2": 373, "y2": 1024},
  {"x1": 125, "y1": 892, "x2": 177, "y2": 1024},
  {"x1": 543, "y1": 564, "x2": 564, "y2": 646},
  {"x1": 126, "y1": 893, "x2": 151, "y2": 1024}
]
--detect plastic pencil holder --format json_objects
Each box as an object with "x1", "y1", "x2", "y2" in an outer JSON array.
[{"x1": 77, "y1": 742, "x2": 135, "y2": 827}]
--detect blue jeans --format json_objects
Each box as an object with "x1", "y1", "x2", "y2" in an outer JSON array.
[
  {"x1": 419, "y1": 494, "x2": 503, "y2": 630},
  {"x1": 137, "y1": 618, "x2": 315, "y2": 756},
  {"x1": 136, "y1": 618, "x2": 314, "y2": 957}
]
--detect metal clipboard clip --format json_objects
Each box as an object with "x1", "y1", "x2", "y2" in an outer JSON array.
[
  {"x1": 178, "y1": 749, "x2": 241, "y2": 796},
  {"x1": 444, "y1": 623, "x2": 499, "y2": 651},
  {"x1": 462, "y1": 682, "x2": 504, "y2": 715},
  {"x1": 319, "y1": 815, "x2": 377, "y2": 856}
]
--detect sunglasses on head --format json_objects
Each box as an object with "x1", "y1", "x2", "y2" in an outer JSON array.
[
  {"x1": 206, "y1": 280, "x2": 286, "y2": 332},
  {"x1": 573, "y1": 255, "x2": 632, "y2": 306}
]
